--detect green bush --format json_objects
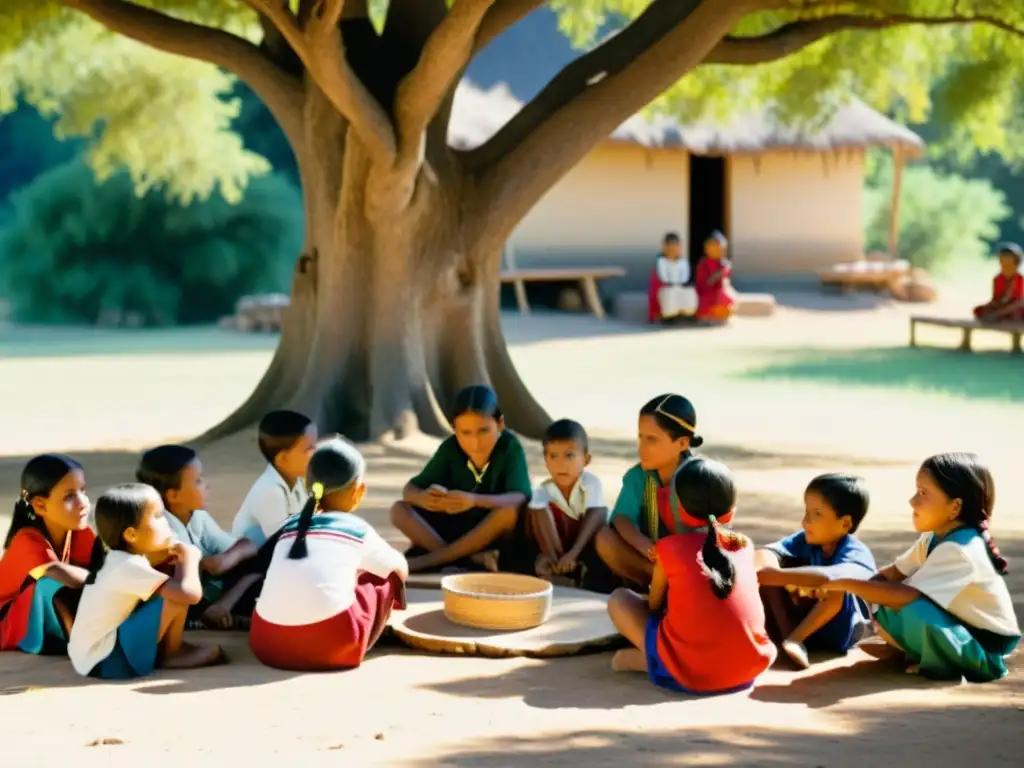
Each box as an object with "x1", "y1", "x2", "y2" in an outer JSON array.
[
  {"x1": 864, "y1": 151, "x2": 1010, "y2": 275},
  {"x1": 0, "y1": 158, "x2": 303, "y2": 325}
]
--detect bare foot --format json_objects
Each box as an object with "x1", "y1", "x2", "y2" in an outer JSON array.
[
  {"x1": 905, "y1": 663, "x2": 921, "y2": 675},
  {"x1": 161, "y1": 642, "x2": 227, "y2": 670},
  {"x1": 781, "y1": 639, "x2": 810, "y2": 670},
  {"x1": 611, "y1": 648, "x2": 647, "y2": 673},
  {"x1": 470, "y1": 550, "x2": 500, "y2": 573}
]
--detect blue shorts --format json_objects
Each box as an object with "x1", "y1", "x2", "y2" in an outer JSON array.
[
  {"x1": 805, "y1": 594, "x2": 869, "y2": 653},
  {"x1": 644, "y1": 614, "x2": 754, "y2": 696},
  {"x1": 90, "y1": 597, "x2": 164, "y2": 680}
]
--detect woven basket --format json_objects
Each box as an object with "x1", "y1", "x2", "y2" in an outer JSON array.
[{"x1": 441, "y1": 573, "x2": 553, "y2": 631}]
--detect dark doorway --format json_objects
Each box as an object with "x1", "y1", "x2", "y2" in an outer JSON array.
[{"x1": 687, "y1": 155, "x2": 728, "y2": 279}]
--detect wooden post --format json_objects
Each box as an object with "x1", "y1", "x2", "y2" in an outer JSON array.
[{"x1": 888, "y1": 146, "x2": 905, "y2": 259}]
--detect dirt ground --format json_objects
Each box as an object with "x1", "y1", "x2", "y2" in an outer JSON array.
[{"x1": 0, "y1": 289, "x2": 1022, "y2": 766}]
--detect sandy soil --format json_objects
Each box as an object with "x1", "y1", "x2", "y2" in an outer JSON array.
[{"x1": 0, "y1": 292, "x2": 1022, "y2": 766}]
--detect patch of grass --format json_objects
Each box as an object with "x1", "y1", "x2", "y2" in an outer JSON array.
[{"x1": 741, "y1": 346, "x2": 1024, "y2": 402}]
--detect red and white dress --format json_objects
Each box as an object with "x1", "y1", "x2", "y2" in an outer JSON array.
[{"x1": 249, "y1": 512, "x2": 407, "y2": 671}]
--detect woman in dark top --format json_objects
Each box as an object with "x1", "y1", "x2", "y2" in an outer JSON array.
[{"x1": 389, "y1": 385, "x2": 532, "y2": 573}]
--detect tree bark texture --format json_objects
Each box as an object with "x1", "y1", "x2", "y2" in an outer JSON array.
[{"x1": 64, "y1": 0, "x2": 778, "y2": 443}]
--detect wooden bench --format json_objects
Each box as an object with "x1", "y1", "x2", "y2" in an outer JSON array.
[
  {"x1": 909, "y1": 315, "x2": 1024, "y2": 353},
  {"x1": 500, "y1": 267, "x2": 626, "y2": 320}
]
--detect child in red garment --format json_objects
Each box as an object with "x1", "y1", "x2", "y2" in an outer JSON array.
[
  {"x1": 974, "y1": 243, "x2": 1024, "y2": 321},
  {"x1": 0, "y1": 455, "x2": 95, "y2": 655},
  {"x1": 607, "y1": 456, "x2": 776, "y2": 694},
  {"x1": 695, "y1": 231, "x2": 736, "y2": 322}
]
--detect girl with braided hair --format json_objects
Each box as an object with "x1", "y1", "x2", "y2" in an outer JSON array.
[
  {"x1": 820, "y1": 452, "x2": 1019, "y2": 682},
  {"x1": 607, "y1": 457, "x2": 776, "y2": 694},
  {"x1": 250, "y1": 437, "x2": 408, "y2": 671}
]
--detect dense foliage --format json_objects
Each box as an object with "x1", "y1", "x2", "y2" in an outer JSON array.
[
  {"x1": 3, "y1": 2, "x2": 1023, "y2": 204},
  {"x1": 864, "y1": 152, "x2": 1011, "y2": 274},
  {"x1": 0, "y1": 158, "x2": 302, "y2": 325}
]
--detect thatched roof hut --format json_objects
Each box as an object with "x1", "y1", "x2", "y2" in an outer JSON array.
[{"x1": 450, "y1": 8, "x2": 923, "y2": 282}]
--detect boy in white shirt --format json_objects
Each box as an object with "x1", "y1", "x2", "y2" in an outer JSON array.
[
  {"x1": 524, "y1": 420, "x2": 615, "y2": 592},
  {"x1": 231, "y1": 410, "x2": 317, "y2": 545}
]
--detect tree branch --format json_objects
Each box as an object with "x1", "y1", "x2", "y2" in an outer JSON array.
[
  {"x1": 470, "y1": 0, "x2": 746, "y2": 246},
  {"x1": 393, "y1": 0, "x2": 495, "y2": 183},
  {"x1": 472, "y1": 0, "x2": 543, "y2": 54},
  {"x1": 61, "y1": 0, "x2": 306, "y2": 153},
  {"x1": 708, "y1": 12, "x2": 1024, "y2": 65},
  {"x1": 245, "y1": 0, "x2": 397, "y2": 163}
]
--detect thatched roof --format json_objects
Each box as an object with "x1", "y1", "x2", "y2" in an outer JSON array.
[{"x1": 450, "y1": 9, "x2": 925, "y2": 158}]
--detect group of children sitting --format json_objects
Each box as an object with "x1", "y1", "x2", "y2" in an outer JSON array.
[{"x1": 0, "y1": 386, "x2": 1019, "y2": 695}]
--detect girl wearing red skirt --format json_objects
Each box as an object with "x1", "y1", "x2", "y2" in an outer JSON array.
[{"x1": 250, "y1": 437, "x2": 408, "y2": 671}]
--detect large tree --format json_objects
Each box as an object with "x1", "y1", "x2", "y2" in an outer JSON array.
[{"x1": 3, "y1": 1, "x2": 1023, "y2": 441}]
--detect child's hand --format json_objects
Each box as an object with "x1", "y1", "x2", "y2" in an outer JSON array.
[
  {"x1": 535, "y1": 554, "x2": 556, "y2": 580},
  {"x1": 442, "y1": 491, "x2": 476, "y2": 514},
  {"x1": 555, "y1": 552, "x2": 579, "y2": 574},
  {"x1": 170, "y1": 542, "x2": 200, "y2": 567},
  {"x1": 646, "y1": 544, "x2": 658, "y2": 563},
  {"x1": 422, "y1": 486, "x2": 447, "y2": 512},
  {"x1": 202, "y1": 602, "x2": 233, "y2": 630}
]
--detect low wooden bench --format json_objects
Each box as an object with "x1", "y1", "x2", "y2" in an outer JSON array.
[
  {"x1": 500, "y1": 267, "x2": 626, "y2": 320},
  {"x1": 909, "y1": 315, "x2": 1024, "y2": 353}
]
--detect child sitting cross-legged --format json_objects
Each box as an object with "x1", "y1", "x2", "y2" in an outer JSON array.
[
  {"x1": 524, "y1": 419, "x2": 616, "y2": 592},
  {"x1": 68, "y1": 484, "x2": 225, "y2": 679},
  {"x1": 607, "y1": 457, "x2": 776, "y2": 694},
  {"x1": 756, "y1": 473, "x2": 877, "y2": 669},
  {"x1": 137, "y1": 445, "x2": 262, "y2": 631},
  {"x1": 390, "y1": 385, "x2": 531, "y2": 574},
  {"x1": 250, "y1": 437, "x2": 408, "y2": 671}
]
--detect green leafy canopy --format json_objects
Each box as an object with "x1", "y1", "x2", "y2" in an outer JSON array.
[{"x1": 3, "y1": 1, "x2": 1024, "y2": 202}]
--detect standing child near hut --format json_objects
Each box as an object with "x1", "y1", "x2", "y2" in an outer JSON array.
[
  {"x1": 69, "y1": 484, "x2": 225, "y2": 679},
  {"x1": 595, "y1": 394, "x2": 701, "y2": 589},
  {"x1": 1, "y1": 455, "x2": 95, "y2": 655},
  {"x1": 250, "y1": 437, "x2": 407, "y2": 671},
  {"x1": 231, "y1": 410, "x2": 316, "y2": 545},
  {"x1": 525, "y1": 419, "x2": 615, "y2": 592},
  {"x1": 390, "y1": 385, "x2": 532, "y2": 574},
  {"x1": 973, "y1": 243, "x2": 1024, "y2": 321},
  {"x1": 607, "y1": 457, "x2": 776, "y2": 694},
  {"x1": 137, "y1": 445, "x2": 262, "y2": 630},
  {"x1": 818, "y1": 453, "x2": 1019, "y2": 682},
  {"x1": 756, "y1": 473, "x2": 877, "y2": 669}
]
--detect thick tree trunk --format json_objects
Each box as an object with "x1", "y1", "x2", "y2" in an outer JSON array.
[{"x1": 197, "y1": 85, "x2": 550, "y2": 445}]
